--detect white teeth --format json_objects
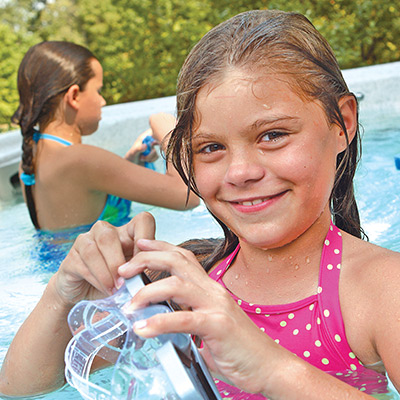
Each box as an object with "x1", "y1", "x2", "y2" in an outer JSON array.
[
  {"x1": 252, "y1": 199, "x2": 263, "y2": 205},
  {"x1": 239, "y1": 198, "x2": 266, "y2": 206}
]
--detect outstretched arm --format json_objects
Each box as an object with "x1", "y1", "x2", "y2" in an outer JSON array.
[
  {"x1": 0, "y1": 213, "x2": 155, "y2": 397},
  {"x1": 66, "y1": 112, "x2": 199, "y2": 211}
]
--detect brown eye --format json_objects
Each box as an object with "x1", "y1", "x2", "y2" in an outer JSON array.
[
  {"x1": 201, "y1": 143, "x2": 224, "y2": 153},
  {"x1": 261, "y1": 131, "x2": 287, "y2": 142}
]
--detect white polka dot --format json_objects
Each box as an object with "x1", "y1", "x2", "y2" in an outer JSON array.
[
  {"x1": 293, "y1": 329, "x2": 299, "y2": 335},
  {"x1": 330, "y1": 225, "x2": 333, "y2": 231},
  {"x1": 255, "y1": 307, "x2": 261, "y2": 314},
  {"x1": 324, "y1": 309, "x2": 330, "y2": 318},
  {"x1": 275, "y1": 339, "x2": 280, "y2": 344},
  {"x1": 334, "y1": 249, "x2": 340, "y2": 255},
  {"x1": 249, "y1": 303, "x2": 254, "y2": 306},
  {"x1": 334, "y1": 334, "x2": 342, "y2": 342},
  {"x1": 309, "y1": 304, "x2": 315, "y2": 311},
  {"x1": 315, "y1": 340, "x2": 322, "y2": 347},
  {"x1": 317, "y1": 286, "x2": 323, "y2": 294},
  {"x1": 337, "y1": 263, "x2": 341, "y2": 269},
  {"x1": 303, "y1": 351, "x2": 310, "y2": 358},
  {"x1": 260, "y1": 327, "x2": 265, "y2": 332},
  {"x1": 237, "y1": 299, "x2": 242, "y2": 305},
  {"x1": 322, "y1": 358, "x2": 330, "y2": 365},
  {"x1": 265, "y1": 314, "x2": 270, "y2": 317},
  {"x1": 288, "y1": 313, "x2": 295, "y2": 320},
  {"x1": 338, "y1": 231, "x2": 342, "y2": 236},
  {"x1": 325, "y1": 240, "x2": 330, "y2": 246},
  {"x1": 317, "y1": 317, "x2": 321, "y2": 325},
  {"x1": 216, "y1": 269, "x2": 222, "y2": 275},
  {"x1": 280, "y1": 321, "x2": 287, "y2": 327},
  {"x1": 327, "y1": 264, "x2": 333, "y2": 270},
  {"x1": 306, "y1": 323, "x2": 312, "y2": 330},
  {"x1": 350, "y1": 364, "x2": 357, "y2": 371},
  {"x1": 349, "y1": 352, "x2": 356, "y2": 359}
]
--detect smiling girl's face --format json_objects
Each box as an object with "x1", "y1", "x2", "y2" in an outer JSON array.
[{"x1": 192, "y1": 69, "x2": 347, "y2": 250}]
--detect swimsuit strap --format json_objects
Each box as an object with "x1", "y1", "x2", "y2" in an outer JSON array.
[{"x1": 33, "y1": 132, "x2": 73, "y2": 146}]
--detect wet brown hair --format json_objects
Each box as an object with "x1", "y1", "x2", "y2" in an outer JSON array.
[
  {"x1": 13, "y1": 41, "x2": 96, "y2": 176},
  {"x1": 167, "y1": 9, "x2": 365, "y2": 271}
]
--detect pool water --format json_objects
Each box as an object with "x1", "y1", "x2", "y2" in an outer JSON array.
[{"x1": 0, "y1": 118, "x2": 400, "y2": 399}]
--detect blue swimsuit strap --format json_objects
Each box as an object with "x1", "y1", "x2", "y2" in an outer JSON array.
[{"x1": 33, "y1": 132, "x2": 73, "y2": 146}]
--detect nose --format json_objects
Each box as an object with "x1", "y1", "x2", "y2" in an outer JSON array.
[{"x1": 224, "y1": 151, "x2": 265, "y2": 187}]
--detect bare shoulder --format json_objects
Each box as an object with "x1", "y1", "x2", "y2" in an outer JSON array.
[
  {"x1": 340, "y1": 231, "x2": 400, "y2": 368},
  {"x1": 51, "y1": 143, "x2": 125, "y2": 178},
  {"x1": 341, "y1": 231, "x2": 400, "y2": 299},
  {"x1": 341, "y1": 231, "x2": 400, "y2": 279}
]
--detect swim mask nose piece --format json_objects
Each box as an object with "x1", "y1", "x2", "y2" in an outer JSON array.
[{"x1": 65, "y1": 273, "x2": 221, "y2": 400}]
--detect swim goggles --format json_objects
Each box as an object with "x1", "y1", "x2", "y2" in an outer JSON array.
[{"x1": 65, "y1": 273, "x2": 221, "y2": 400}]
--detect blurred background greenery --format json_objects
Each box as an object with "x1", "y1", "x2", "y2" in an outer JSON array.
[{"x1": 1, "y1": 0, "x2": 399, "y2": 131}]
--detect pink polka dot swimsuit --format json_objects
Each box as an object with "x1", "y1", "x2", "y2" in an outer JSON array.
[{"x1": 208, "y1": 223, "x2": 388, "y2": 399}]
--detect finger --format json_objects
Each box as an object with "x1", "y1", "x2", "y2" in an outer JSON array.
[
  {"x1": 128, "y1": 275, "x2": 213, "y2": 311},
  {"x1": 71, "y1": 229, "x2": 118, "y2": 294},
  {"x1": 118, "y1": 243, "x2": 205, "y2": 281},
  {"x1": 132, "y1": 309, "x2": 224, "y2": 340},
  {"x1": 88, "y1": 221, "x2": 127, "y2": 287},
  {"x1": 117, "y1": 213, "x2": 156, "y2": 259}
]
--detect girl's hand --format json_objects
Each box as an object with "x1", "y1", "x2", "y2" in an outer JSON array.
[
  {"x1": 117, "y1": 239, "x2": 280, "y2": 395},
  {"x1": 53, "y1": 212, "x2": 156, "y2": 307},
  {"x1": 124, "y1": 129, "x2": 159, "y2": 164}
]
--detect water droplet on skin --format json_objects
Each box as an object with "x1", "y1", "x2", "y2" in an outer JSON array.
[
  {"x1": 268, "y1": 254, "x2": 273, "y2": 262},
  {"x1": 306, "y1": 256, "x2": 311, "y2": 264},
  {"x1": 289, "y1": 255, "x2": 293, "y2": 260},
  {"x1": 245, "y1": 281, "x2": 249, "y2": 286},
  {"x1": 235, "y1": 274, "x2": 240, "y2": 280},
  {"x1": 294, "y1": 264, "x2": 299, "y2": 270}
]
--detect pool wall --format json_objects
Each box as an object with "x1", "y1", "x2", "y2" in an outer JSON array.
[{"x1": 1, "y1": 61, "x2": 400, "y2": 201}]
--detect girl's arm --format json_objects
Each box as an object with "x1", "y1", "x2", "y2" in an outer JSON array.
[
  {"x1": 64, "y1": 112, "x2": 199, "y2": 210},
  {"x1": 0, "y1": 213, "x2": 156, "y2": 396}
]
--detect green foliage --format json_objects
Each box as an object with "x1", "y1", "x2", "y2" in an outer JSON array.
[
  {"x1": 0, "y1": 0, "x2": 399, "y2": 127},
  {"x1": 0, "y1": 22, "x2": 37, "y2": 130}
]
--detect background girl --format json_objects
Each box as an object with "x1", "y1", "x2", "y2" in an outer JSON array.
[
  {"x1": 14, "y1": 41, "x2": 198, "y2": 231},
  {"x1": 2, "y1": 10, "x2": 400, "y2": 399}
]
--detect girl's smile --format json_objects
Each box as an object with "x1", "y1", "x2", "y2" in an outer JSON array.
[{"x1": 192, "y1": 70, "x2": 345, "y2": 249}]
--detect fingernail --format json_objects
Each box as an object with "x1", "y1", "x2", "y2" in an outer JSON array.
[
  {"x1": 116, "y1": 276, "x2": 125, "y2": 289},
  {"x1": 133, "y1": 319, "x2": 147, "y2": 332},
  {"x1": 118, "y1": 262, "x2": 129, "y2": 274}
]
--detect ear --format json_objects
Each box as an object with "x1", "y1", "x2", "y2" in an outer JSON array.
[
  {"x1": 64, "y1": 84, "x2": 81, "y2": 110},
  {"x1": 336, "y1": 94, "x2": 358, "y2": 154}
]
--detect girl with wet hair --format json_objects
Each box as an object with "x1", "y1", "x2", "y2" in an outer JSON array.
[{"x1": 13, "y1": 41, "x2": 198, "y2": 230}]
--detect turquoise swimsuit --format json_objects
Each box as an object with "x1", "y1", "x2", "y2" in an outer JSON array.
[{"x1": 20, "y1": 132, "x2": 131, "y2": 230}]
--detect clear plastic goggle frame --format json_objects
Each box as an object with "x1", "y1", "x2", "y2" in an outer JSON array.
[{"x1": 64, "y1": 273, "x2": 221, "y2": 400}]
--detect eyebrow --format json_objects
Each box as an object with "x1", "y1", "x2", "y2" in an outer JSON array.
[{"x1": 249, "y1": 115, "x2": 301, "y2": 130}]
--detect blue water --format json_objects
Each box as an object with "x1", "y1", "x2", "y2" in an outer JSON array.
[{"x1": 0, "y1": 118, "x2": 399, "y2": 399}]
